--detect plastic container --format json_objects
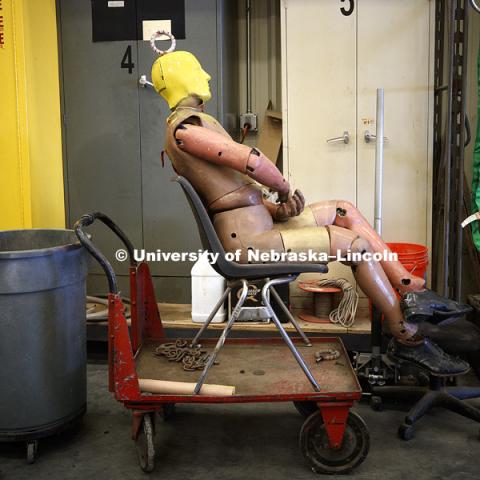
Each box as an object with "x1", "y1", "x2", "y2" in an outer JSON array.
[
  {"x1": 0, "y1": 229, "x2": 88, "y2": 448},
  {"x1": 387, "y1": 242, "x2": 429, "y2": 280},
  {"x1": 191, "y1": 253, "x2": 227, "y2": 323}
]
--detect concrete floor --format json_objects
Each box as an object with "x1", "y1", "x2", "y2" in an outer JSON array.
[{"x1": 1, "y1": 363, "x2": 480, "y2": 480}]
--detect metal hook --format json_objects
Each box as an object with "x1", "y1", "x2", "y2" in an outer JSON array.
[{"x1": 150, "y1": 30, "x2": 176, "y2": 56}]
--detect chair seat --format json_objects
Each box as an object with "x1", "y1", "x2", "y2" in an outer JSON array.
[{"x1": 215, "y1": 261, "x2": 328, "y2": 280}]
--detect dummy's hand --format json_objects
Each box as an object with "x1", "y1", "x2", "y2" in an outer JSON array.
[{"x1": 274, "y1": 189, "x2": 305, "y2": 222}]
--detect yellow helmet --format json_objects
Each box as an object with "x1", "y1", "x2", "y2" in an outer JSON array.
[{"x1": 151, "y1": 51, "x2": 212, "y2": 109}]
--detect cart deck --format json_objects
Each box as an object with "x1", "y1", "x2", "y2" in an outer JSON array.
[{"x1": 135, "y1": 337, "x2": 360, "y2": 401}]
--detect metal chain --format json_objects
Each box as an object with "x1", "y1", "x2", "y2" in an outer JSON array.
[
  {"x1": 154, "y1": 339, "x2": 216, "y2": 371},
  {"x1": 314, "y1": 349, "x2": 340, "y2": 363}
]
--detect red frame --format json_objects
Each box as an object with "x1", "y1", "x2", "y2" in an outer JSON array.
[{"x1": 108, "y1": 261, "x2": 362, "y2": 449}]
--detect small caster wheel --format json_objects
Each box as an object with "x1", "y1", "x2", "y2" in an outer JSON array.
[
  {"x1": 135, "y1": 413, "x2": 155, "y2": 472},
  {"x1": 293, "y1": 401, "x2": 318, "y2": 418},
  {"x1": 161, "y1": 403, "x2": 176, "y2": 421},
  {"x1": 26, "y1": 440, "x2": 38, "y2": 464},
  {"x1": 398, "y1": 423, "x2": 414, "y2": 441},
  {"x1": 370, "y1": 396, "x2": 383, "y2": 412},
  {"x1": 299, "y1": 410, "x2": 370, "y2": 474}
]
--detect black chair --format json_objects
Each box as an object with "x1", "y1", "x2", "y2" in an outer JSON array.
[
  {"x1": 372, "y1": 318, "x2": 480, "y2": 440},
  {"x1": 175, "y1": 175, "x2": 329, "y2": 394}
]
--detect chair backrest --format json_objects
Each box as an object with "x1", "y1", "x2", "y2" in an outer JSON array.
[{"x1": 174, "y1": 176, "x2": 228, "y2": 274}]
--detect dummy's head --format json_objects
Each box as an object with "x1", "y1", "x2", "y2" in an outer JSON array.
[{"x1": 151, "y1": 50, "x2": 212, "y2": 110}]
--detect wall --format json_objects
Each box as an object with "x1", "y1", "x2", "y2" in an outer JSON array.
[
  {"x1": 236, "y1": 0, "x2": 281, "y2": 147},
  {"x1": 0, "y1": 0, "x2": 64, "y2": 230}
]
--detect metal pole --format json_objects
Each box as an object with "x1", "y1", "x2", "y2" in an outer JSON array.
[
  {"x1": 371, "y1": 89, "x2": 385, "y2": 357},
  {"x1": 374, "y1": 88, "x2": 384, "y2": 236},
  {"x1": 454, "y1": 1, "x2": 469, "y2": 300},
  {"x1": 246, "y1": 0, "x2": 252, "y2": 113},
  {"x1": 443, "y1": 1, "x2": 456, "y2": 297}
]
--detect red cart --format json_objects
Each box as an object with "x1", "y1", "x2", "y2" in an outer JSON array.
[{"x1": 75, "y1": 213, "x2": 369, "y2": 475}]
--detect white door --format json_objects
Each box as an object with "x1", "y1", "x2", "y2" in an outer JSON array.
[
  {"x1": 281, "y1": 0, "x2": 358, "y2": 288},
  {"x1": 281, "y1": 0, "x2": 357, "y2": 204},
  {"x1": 281, "y1": 0, "x2": 433, "y2": 309},
  {"x1": 356, "y1": 0, "x2": 432, "y2": 245}
]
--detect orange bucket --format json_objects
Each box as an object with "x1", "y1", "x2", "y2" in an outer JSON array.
[{"x1": 386, "y1": 242, "x2": 429, "y2": 280}]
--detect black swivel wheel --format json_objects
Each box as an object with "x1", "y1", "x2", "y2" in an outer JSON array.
[
  {"x1": 398, "y1": 423, "x2": 415, "y2": 441},
  {"x1": 370, "y1": 395, "x2": 383, "y2": 411}
]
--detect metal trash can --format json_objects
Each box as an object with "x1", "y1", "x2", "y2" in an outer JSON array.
[{"x1": 0, "y1": 229, "x2": 88, "y2": 462}]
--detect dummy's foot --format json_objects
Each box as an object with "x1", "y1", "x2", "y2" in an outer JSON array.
[
  {"x1": 387, "y1": 337, "x2": 470, "y2": 376},
  {"x1": 401, "y1": 289, "x2": 472, "y2": 325}
]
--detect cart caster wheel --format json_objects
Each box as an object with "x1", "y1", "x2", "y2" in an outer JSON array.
[
  {"x1": 26, "y1": 440, "x2": 38, "y2": 464},
  {"x1": 300, "y1": 410, "x2": 370, "y2": 474},
  {"x1": 398, "y1": 423, "x2": 414, "y2": 441},
  {"x1": 370, "y1": 396, "x2": 383, "y2": 412},
  {"x1": 135, "y1": 413, "x2": 155, "y2": 472},
  {"x1": 161, "y1": 403, "x2": 176, "y2": 421},
  {"x1": 293, "y1": 401, "x2": 318, "y2": 418}
]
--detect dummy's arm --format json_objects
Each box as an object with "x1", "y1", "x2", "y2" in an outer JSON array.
[{"x1": 175, "y1": 124, "x2": 290, "y2": 197}]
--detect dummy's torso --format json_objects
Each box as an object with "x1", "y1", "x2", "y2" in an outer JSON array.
[{"x1": 165, "y1": 107, "x2": 263, "y2": 213}]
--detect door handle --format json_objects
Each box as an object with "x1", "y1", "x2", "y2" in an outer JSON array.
[
  {"x1": 364, "y1": 130, "x2": 388, "y2": 143},
  {"x1": 326, "y1": 131, "x2": 350, "y2": 144},
  {"x1": 139, "y1": 75, "x2": 154, "y2": 88}
]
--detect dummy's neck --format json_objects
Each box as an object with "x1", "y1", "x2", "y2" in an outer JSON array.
[{"x1": 175, "y1": 96, "x2": 205, "y2": 112}]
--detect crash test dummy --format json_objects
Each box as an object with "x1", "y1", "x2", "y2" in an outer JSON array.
[{"x1": 150, "y1": 34, "x2": 471, "y2": 376}]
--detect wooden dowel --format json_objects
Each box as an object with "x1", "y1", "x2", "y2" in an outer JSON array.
[{"x1": 138, "y1": 378, "x2": 235, "y2": 396}]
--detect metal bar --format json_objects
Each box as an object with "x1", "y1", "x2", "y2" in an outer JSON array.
[
  {"x1": 270, "y1": 286, "x2": 312, "y2": 346},
  {"x1": 262, "y1": 279, "x2": 320, "y2": 392},
  {"x1": 442, "y1": 0, "x2": 456, "y2": 297},
  {"x1": 190, "y1": 286, "x2": 232, "y2": 347},
  {"x1": 246, "y1": 0, "x2": 252, "y2": 113},
  {"x1": 454, "y1": 1, "x2": 469, "y2": 299},
  {"x1": 432, "y1": 0, "x2": 446, "y2": 289},
  {"x1": 374, "y1": 88, "x2": 384, "y2": 235},
  {"x1": 193, "y1": 280, "x2": 249, "y2": 395}
]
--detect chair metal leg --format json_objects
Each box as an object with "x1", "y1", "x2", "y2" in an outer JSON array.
[
  {"x1": 405, "y1": 391, "x2": 440, "y2": 425},
  {"x1": 439, "y1": 393, "x2": 480, "y2": 424},
  {"x1": 193, "y1": 280, "x2": 249, "y2": 395},
  {"x1": 270, "y1": 286, "x2": 312, "y2": 346},
  {"x1": 445, "y1": 386, "x2": 480, "y2": 401},
  {"x1": 262, "y1": 279, "x2": 321, "y2": 392},
  {"x1": 190, "y1": 286, "x2": 232, "y2": 347}
]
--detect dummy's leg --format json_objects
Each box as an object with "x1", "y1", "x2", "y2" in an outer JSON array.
[
  {"x1": 312, "y1": 201, "x2": 471, "y2": 321},
  {"x1": 327, "y1": 226, "x2": 470, "y2": 375},
  {"x1": 327, "y1": 225, "x2": 416, "y2": 340},
  {"x1": 311, "y1": 201, "x2": 425, "y2": 292}
]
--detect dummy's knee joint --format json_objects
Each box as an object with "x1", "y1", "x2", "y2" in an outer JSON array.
[
  {"x1": 336, "y1": 207, "x2": 347, "y2": 217},
  {"x1": 347, "y1": 236, "x2": 371, "y2": 266}
]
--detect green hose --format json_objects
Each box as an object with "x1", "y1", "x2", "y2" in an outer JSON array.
[{"x1": 472, "y1": 40, "x2": 480, "y2": 250}]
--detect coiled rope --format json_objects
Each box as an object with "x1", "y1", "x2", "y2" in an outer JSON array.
[{"x1": 313, "y1": 278, "x2": 359, "y2": 328}]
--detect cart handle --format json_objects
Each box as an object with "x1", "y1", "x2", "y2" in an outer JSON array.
[{"x1": 74, "y1": 212, "x2": 137, "y2": 294}]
